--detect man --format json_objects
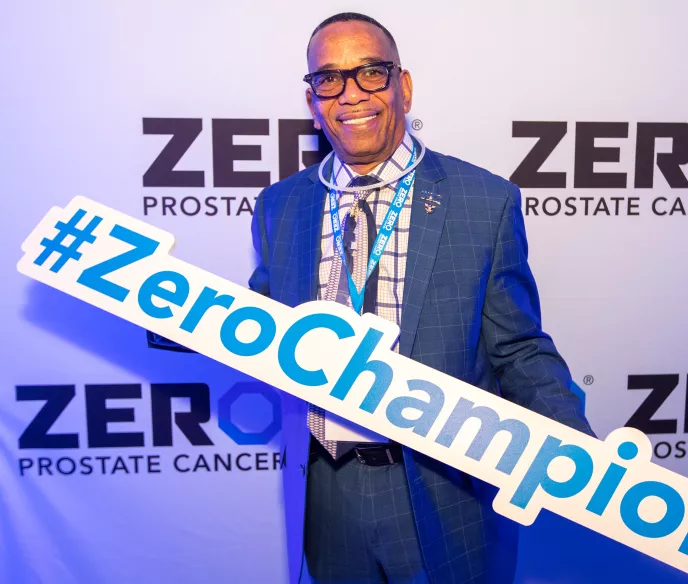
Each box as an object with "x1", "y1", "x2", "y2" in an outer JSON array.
[{"x1": 249, "y1": 12, "x2": 594, "y2": 584}]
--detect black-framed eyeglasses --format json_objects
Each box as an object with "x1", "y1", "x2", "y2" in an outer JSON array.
[{"x1": 303, "y1": 61, "x2": 401, "y2": 99}]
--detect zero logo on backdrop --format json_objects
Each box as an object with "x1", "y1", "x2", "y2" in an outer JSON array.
[
  {"x1": 510, "y1": 121, "x2": 688, "y2": 217},
  {"x1": 141, "y1": 118, "x2": 331, "y2": 217},
  {"x1": 15, "y1": 381, "x2": 284, "y2": 477},
  {"x1": 625, "y1": 374, "x2": 688, "y2": 460}
]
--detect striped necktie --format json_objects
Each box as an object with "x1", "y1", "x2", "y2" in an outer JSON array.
[{"x1": 308, "y1": 174, "x2": 380, "y2": 459}]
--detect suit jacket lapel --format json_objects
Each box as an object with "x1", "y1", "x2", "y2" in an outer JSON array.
[
  {"x1": 296, "y1": 160, "x2": 330, "y2": 304},
  {"x1": 296, "y1": 147, "x2": 448, "y2": 353},
  {"x1": 399, "y1": 147, "x2": 448, "y2": 357}
]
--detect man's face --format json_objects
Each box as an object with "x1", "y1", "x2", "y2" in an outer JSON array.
[{"x1": 306, "y1": 21, "x2": 413, "y2": 168}]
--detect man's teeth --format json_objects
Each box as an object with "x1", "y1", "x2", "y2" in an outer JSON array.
[{"x1": 342, "y1": 114, "x2": 377, "y2": 125}]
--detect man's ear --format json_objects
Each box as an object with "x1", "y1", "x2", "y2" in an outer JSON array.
[
  {"x1": 305, "y1": 89, "x2": 322, "y2": 130},
  {"x1": 400, "y1": 70, "x2": 413, "y2": 114}
]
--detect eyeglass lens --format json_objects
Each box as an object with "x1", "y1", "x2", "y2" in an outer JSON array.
[{"x1": 312, "y1": 64, "x2": 390, "y2": 97}]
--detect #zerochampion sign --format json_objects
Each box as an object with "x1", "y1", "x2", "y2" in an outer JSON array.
[{"x1": 17, "y1": 196, "x2": 688, "y2": 574}]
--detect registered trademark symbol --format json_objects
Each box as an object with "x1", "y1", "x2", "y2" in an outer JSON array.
[
  {"x1": 583, "y1": 375, "x2": 594, "y2": 385},
  {"x1": 412, "y1": 119, "x2": 423, "y2": 130}
]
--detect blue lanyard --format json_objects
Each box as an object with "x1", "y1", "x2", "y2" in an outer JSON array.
[{"x1": 328, "y1": 145, "x2": 417, "y2": 314}]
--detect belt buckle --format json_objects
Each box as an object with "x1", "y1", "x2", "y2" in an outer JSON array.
[
  {"x1": 384, "y1": 447, "x2": 394, "y2": 464},
  {"x1": 355, "y1": 448, "x2": 367, "y2": 465}
]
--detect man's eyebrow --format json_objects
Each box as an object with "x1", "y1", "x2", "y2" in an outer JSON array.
[
  {"x1": 313, "y1": 56, "x2": 388, "y2": 72},
  {"x1": 357, "y1": 56, "x2": 387, "y2": 64},
  {"x1": 315, "y1": 63, "x2": 338, "y2": 71}
]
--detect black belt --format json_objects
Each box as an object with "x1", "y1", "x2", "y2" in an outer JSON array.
[
  {"x1": 353, "y1": 442, "x2": 403, "y2": 466},
  {"x1": 310, "y1": 436, "x2": 403, "y2": 466}
]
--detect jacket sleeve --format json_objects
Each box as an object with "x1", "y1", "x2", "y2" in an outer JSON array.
[
  {"x1": 481, "y1": 183, "x2": 595, "y2": 437},
  {"x1": 248, "y1": 190, "x2": 270, "y2": 297}
]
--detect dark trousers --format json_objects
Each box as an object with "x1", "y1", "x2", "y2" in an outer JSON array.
[{"x1": 304, "y1": 439, "x2": 430, "y2": 584}]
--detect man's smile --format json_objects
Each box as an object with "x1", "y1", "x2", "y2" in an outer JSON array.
[{"x1": 338, "y1": 111, "x2": 381, "y2": 125}]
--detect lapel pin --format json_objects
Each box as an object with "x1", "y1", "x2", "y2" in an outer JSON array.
[{"x1": 419, "y1": 191, "x2": 442, "y2": 214}]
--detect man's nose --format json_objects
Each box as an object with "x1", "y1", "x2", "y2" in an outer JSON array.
[{"x1": 338, "y1": 76, "x2": 371, "y2": 106}]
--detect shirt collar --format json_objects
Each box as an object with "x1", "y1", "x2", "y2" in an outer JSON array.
[{"x1": 331, "y1": 131, "x2": 415, "y2": 189}]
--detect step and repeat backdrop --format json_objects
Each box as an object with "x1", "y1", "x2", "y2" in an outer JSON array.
[{"x1": 1, "y1": 1, "x2": 686, "y2": 583}]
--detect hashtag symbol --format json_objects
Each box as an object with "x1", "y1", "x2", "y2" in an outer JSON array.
[{"x1": 33, "y1": 208, "x2": 103, "y2": 273}]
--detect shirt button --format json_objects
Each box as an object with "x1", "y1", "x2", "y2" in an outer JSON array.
[{"x1": 299, "y1": 464, "x2": 306, "y2": 477}]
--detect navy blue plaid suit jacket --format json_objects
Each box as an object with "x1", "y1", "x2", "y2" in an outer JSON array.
[{"x1": 249, "y1": 144, "x2": 593, "y2": 584}]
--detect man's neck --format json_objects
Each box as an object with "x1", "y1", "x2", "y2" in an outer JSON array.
[
  {"x1": 347, "y1": 160, "x2": 382, "y2": 175},
  {"x1": 338, "y1": 132, "x2": 406, "y2": 176}
]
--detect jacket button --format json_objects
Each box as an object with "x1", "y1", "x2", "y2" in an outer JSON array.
[{"x1": 299, "y1": 464, "x2": 306, "y2": 477}]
